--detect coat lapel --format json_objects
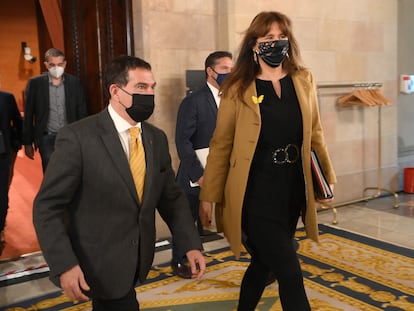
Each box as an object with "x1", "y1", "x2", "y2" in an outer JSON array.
[
  {"x1": 292, "y1": 72, "x2": 312, "y2": 145},
  {"x1": 42, "y1": 75, "x2": 50, "y2": 109},
  {"x1": 97, "y1": 109, "x2": 140, "y2": 205},
  {"x1": 141, "y1": 122, "x2": 154, "y2": 205},
  {"x1": 203, "y1": 85, "x2": 218, "y2": 117},
  {"x1": 242, "y1": 81, "x2": 261, "y2": 118}
]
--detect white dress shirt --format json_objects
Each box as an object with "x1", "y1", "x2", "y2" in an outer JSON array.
[
  {"x1": 207, "y1": 81, "x2": 221, "y2": 108},
  {"x1": 108, "y1": 103, "x2": 141, "y2": 160}
]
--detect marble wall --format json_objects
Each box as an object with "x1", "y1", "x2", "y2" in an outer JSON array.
[{"x1": 131, "y1": 0, "x2": 399, "y2": 236}]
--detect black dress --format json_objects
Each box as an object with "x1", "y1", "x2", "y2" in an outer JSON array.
[
  {"x1": 239, "y1": 76, "x2": 310, "y2": 310},
  {"x1": 243, "y1": 75, "x2": 305, "y2": 247}
]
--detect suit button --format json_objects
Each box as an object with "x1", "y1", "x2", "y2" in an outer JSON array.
[{"x1": 132, "y1": 239, "x2": 139, "y2": 245}]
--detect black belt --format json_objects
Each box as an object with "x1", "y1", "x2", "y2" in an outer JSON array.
[{"x1": 271, "y1": 144, "x2": 300, "y2": 165}]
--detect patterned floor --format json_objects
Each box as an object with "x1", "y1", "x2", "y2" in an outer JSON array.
[
  {"x1": 0, "y1": 188, "x2": 413, "y2": 307},
  {"x1": 2, "y1": 224, "x2": 413, "y2": 311}
]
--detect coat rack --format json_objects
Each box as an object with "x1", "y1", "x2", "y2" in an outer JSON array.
[{"x1": 317, "y1": 82, "x2": 399, "y2": 224}]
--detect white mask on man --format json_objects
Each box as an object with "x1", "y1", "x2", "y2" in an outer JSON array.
[{"x1": 48, "y1": 66, "x2": 64, "y2": 78}]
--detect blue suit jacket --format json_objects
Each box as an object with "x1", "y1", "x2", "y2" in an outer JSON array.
[{"x1": 175, "y1": 84, "x2": 218, "y2": 195}]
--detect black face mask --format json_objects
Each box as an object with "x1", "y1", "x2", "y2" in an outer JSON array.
[
  {"x1": 257, "y1": 39, "x2": 289, "y2": 68},
  {"x1": 119, "y1": 88, "x2": 155, "y2": 122}
]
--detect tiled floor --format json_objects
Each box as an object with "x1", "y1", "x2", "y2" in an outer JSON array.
[{"x1": 0, "y1": 192, "x2": 413, "y2": 307}]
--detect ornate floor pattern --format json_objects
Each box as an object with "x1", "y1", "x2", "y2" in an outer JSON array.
[{"x1": 2, "y1": 224, "x2": 413, "y2": 311}]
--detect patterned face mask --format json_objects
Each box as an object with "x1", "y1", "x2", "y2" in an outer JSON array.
[{"x1": 256, "y1": 39, "x2": 289, "y2": 68}]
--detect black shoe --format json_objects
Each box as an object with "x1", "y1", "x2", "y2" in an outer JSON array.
[
  {"x1": 265, "y1": 271, "x2": 277, "y2": 286},
  {"x1": 200, "y1": 229, "x2": 216, "y2": 237},
  {"x1": 170, "y1": 261, "x2": 192, "y2": 279}
]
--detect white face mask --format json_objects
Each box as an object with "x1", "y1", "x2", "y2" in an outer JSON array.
[{"x1": 48, "y1": 66, "x2": 64, "y2": 78}]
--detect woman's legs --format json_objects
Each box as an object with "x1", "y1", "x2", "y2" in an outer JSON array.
[
  {"x1": 277, "y1": 258, "x2": 310, "y2": 311},
  {"x1": 237, "y1": 258, "x2": 268, "y2": 311},
  {"x1": 240, "y1": 219, "x2": 310, "y2": 311}
]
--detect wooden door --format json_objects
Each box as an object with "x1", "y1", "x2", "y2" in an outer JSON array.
[{"x1": 61, "y1": 0, "x2": 134, "y2": 114}]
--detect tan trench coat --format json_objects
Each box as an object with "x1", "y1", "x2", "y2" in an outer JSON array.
[{"x1": 199, "y1": 69, "x2": 337, "y2": 258}]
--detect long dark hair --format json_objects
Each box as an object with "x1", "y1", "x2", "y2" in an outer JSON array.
[{"x1": 221, "y1": 11, "x2": 304, "y2": 101}]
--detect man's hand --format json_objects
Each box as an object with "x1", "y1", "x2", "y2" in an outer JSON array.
[
  {"x1": 199, "y1": 201, "x2": 213, "y2": 228},
  {"x1": 186, "y1": 249, "x2": 206, "y2": 280},
  {"x1": 24, "y1": 145, "x2": 35, "y2": 160},
  {"x1": 60, "y1": 265, "x2": 90, "y2": 301}
]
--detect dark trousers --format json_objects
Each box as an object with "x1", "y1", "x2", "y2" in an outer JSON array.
[
  {"x1": 238, "y1": 257, "x2": 310, "y2": 311},
  {"x1": 92, "y1": 287, "x2": 139, "y2": 311},
  {"x1": 0, "y1": 155, "x2": 11, "y2": 231},
  {"x1": 38, "y1": 134, "x2": 56, "y2": 172},
  {"x1": 8, "y1": 149, "x2": 17, "y2": 187},
  {"x1": 237, "y1": 252, "x2": 310, "y2": 311},
  {"x1": 171, "y1": 192, "x2": 201, "y2": 263}
]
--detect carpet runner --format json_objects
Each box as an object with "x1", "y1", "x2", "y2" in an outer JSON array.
[{"x1": 1, "y1": 224, "x2": 413, "y2": 311}]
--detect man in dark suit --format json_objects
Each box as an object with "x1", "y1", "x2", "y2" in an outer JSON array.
[
  {"x1": 172, "y1": 51, "x2": 233, "y2": 278},
  {"x1": 0, "y1": 90, "x2": 22, "y2": 254},
  {"x1": 33, "y1": 55, "x2": 205, "y2": 310},
  {"x1": 23, "y1": 48, "x2": 87, "y2": 172}
]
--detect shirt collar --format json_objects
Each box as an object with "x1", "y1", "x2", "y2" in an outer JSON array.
[
  {"x1": 108, "y1": 103, "x2": 141, "y2": 133},
  {"x1": 206, "y1": 81, "x2": 221, "y2": 107},
  {"x1": 47, "y1": 74, "x2": 64, "y2": 84},
  {"x1": 206, "y1": 81, "x2": 220, "y2": 98}
]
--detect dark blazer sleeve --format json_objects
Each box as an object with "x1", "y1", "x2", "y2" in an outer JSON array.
[
  {"x1": 22, "y1": 76, "x2": 42, "y2": 146},
  {"x1": 33, "y1": 122, "x2": 83, "y2": 280},
  {"x1": 9, "y1": 92, "x2": 23, "y2": 151},
  {"x1": 138, "y1": 123, "x2": 203, "y2": 280},
  {"x1": 23, "y1": 75, "x2": 53, "y2": 146},
  {"x1": 0, "y1": 92, "x2": 22, "y2": 152},
  {"x1": 175, "y1": 85, "x2": 217, "y2": 192}
]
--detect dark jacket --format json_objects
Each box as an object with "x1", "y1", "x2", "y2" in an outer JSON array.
[
  {"x1": 175, "y1": 84, "x2": 218, "y2": 195},
  {"x1": 33, "y1": 108, "x2": 202, "y2": 299},
  {"x1": 0, "y1": 91, "x2": 22, "y2": 155},
  {"x1": 22, "y1": 73, "x2": 87, "y2": 147}
]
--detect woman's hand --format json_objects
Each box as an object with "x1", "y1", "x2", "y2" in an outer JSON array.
[
  {"x1": 316, "y1": 184, "x2": 335, "y2": 204},
  {"x1": 199, "y1": 201, "x2": 213, "y2": 228}
]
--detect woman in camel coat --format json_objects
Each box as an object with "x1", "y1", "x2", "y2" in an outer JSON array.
[{"x1": 199, "y1": 11, "x2": 336, "y2": 311}]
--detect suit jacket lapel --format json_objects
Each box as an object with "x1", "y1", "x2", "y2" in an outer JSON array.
[
  {"x1": 141, "y1": 122, "x2": 154, "y2": 206},
  {"x1": 291, "y1": 72, "x2": 312, "y2": 139},
  {"x1": 203, "y1": 84, "x2": 218, "y2": 117},
  {"x1": 42, "y1": 75, "x2": 50, "y2": 111},
  {"x1": 97, "y1": 109, "x2": 140, "y2": 206}
]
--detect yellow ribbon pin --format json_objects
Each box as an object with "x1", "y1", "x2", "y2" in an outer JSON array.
[{"x1": 252, "y1": 95, "x2": 264, "y2": 104}]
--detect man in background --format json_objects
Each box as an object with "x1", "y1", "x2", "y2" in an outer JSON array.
[
  {"x1": 172, "y1": 51, "x2": 233, "y2": 278},
  {"x1": 0, "y1": 86, "x2": 22, "y2": 255},
  {"x1": 23, "y1": 48, "x2": 87, "y2": 172}
]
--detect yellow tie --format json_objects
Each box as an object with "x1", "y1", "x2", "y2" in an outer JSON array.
[{"x1": 129, "y1": 127, "x2": 146, "y2": 203}]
